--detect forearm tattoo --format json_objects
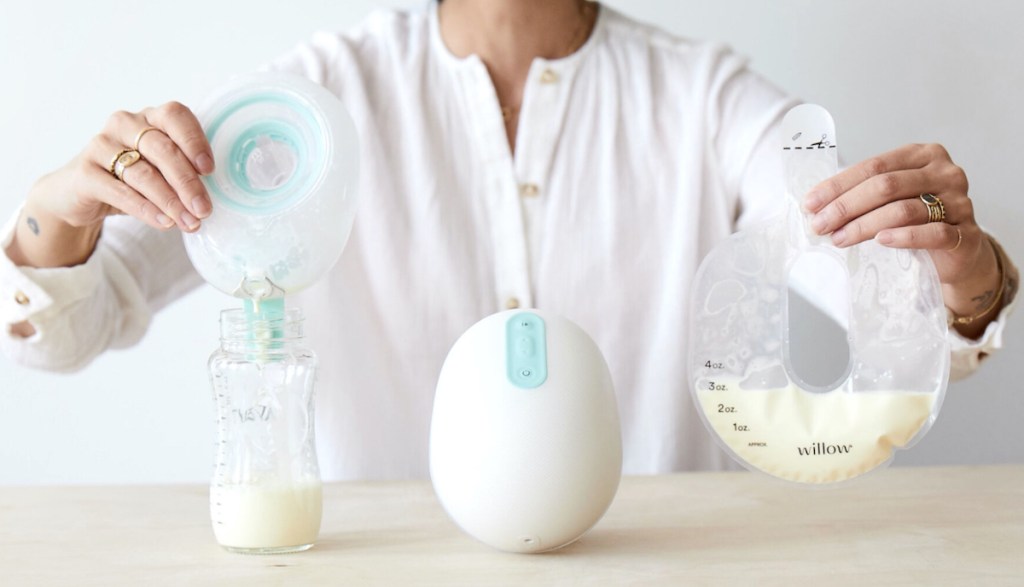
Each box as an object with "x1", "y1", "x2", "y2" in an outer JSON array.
[{"x1": 26, "y1": 216, "x2": 39, "y2": 236}]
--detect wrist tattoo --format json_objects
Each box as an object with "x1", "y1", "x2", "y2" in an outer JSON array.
[
  {"x1": 971, "y1": 289, "x2": 995, "y2": 313},
  {"x1": 26, "y1": 216, "x2": 40, "y2": 236}
]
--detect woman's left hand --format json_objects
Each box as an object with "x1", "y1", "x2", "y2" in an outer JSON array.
[{"x1": 802, "y1": 143, "x2": 1003, "y2": 338}]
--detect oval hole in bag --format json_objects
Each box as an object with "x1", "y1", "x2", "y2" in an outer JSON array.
[{"x1": 785, "y1": 250, "x2": 851, "y2": 392}]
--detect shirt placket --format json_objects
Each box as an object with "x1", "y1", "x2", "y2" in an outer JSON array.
[
  {"x1": 514, "y1": 59, "x2": 577, "y2": 305},
  {"x1": 459, "y1": 56, "x2": 579, "y2": 312},
  {"x1": 459, "y1": 58, "x2": 535, "y2": 311}
]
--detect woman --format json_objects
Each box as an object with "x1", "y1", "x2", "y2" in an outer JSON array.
[{"x1": 1, "y1": 0, "x2": 1016, "y2": 479}]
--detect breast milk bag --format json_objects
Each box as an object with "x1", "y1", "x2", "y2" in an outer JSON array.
[
  {"x1": 689, "y1": 105, "x2": 949, "y2": 485},
  {"x1": 182, "y1": 73, "x2": 359, "y2": 551}
]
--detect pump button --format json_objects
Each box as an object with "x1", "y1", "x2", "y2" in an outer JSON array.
[{"x1": 506, "y1": 312, "x2": 548, "y2": 389}]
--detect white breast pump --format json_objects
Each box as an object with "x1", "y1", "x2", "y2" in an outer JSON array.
[{"x1": 430, "y1": 310, "x2": 623, "y2": 553}]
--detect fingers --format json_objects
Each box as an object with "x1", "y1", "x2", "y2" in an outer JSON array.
[
  {"x1": 143, "y1": 98, "x2": 215, "y2": 170},
  {"x1": 121, "y1": 161, "x2": 201, "y2": 231},
  {"x1": 804, "y1": 143, "x2": 947, "y2": 213},
  {"x1": 88, "y1": 134, "x2": 198, "y2": 232},
  {"x1": 875, "y1": 221, "x2": 967, "y2": 252},
  {"x1": 829, "y1": 196, "x2": 930, "y2": 247},
  {"x1": 826, "y1": 191, "x2": 978, "y2": 248},
  {"x1": 134, "y1": 103, "x2": 213, "y2": 219},
  {"x1": 82, "y1": 166, "x2": 175, "y2": 231},
  {"x1": 102, "y1": 103, "x2": 213, "y2": 228},
  {"x1": 129, "y1": 127, "x2": 211, "y2": 221},
  {"x1": 802, "y1": 142, "x2": 976, "y2": 250},
  {"x1": 809, "y1": 168, "x2": 932, "y2": 237},
  {"x1": 142, "y1": 101, "x2": 214, "y2": 175}
]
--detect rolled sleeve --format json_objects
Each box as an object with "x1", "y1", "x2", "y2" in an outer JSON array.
[
  {"x1": 1, "y1": 233, "x2": 102, "y2": 331},
  {"x1": 948, "y1": 236, "x2": 1018, "y2": 381},
  {"x1": 949, "y1": 306, "x2": 1012, "y2": 380},
  {"x1": 0, "y1": 209, "x2": 104, "y2": 369},
  {"x1": 1, "y1": 196, "x2": 201, "y2": 372}
]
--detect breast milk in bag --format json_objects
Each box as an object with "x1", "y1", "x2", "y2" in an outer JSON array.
[{"x1": 688, "y1": 105, "x2": 949, "y2": 485}]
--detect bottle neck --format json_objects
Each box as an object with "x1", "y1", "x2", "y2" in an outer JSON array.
[{"x1": 219, "y1": 307, "x2": 305, "y2": 354}]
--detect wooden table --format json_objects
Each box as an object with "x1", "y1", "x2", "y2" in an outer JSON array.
[{"x1": 1, "y1": 466, "x2": 1021, "y2": 586}]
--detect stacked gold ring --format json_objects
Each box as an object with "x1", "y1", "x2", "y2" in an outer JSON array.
[
  {"x1": 109, "y1": 148, "x2": 142, "y2": 181},
  {"x1": 920, "y1": 193, "x2": 946, "y2": 223}
]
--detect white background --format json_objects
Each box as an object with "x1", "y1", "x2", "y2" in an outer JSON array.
[{"x1": 0, "y1": 0, "x2": 1021, "y2": 484}]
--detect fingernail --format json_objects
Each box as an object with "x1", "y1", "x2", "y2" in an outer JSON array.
[
  {"x1": 181, "y1": 211, "x2": 200, "y2": 230},
  {"x1": 811, "y1": 213, "x2": 828, "y2": 234},
  {"x1": 804, "y1": 190, "x2": 822, "y2": 211},
  {"x1": 876, "y1": 231, "x2": 894, "y2": 245},
  {"x1": 196, "y1": 153, "x2": 214, "y2": 175},
  {"x1": 156, "y1": 213, "x2": 174, "y2": 228},
  {"x1": 831, "y1": 227, "x2": 847, "y2": 246},
  {"x1": 192, "y1": 196, "x2": 211, "y2": 218}
]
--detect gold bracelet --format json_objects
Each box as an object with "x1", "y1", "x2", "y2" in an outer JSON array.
[{"x1": 948, "y1": 235, "x2": 1008, "y2": 326}]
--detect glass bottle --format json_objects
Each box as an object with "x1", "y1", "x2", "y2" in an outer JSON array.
[{"x1": 208, "y1": 304, "x2": 322, "y2": 554}]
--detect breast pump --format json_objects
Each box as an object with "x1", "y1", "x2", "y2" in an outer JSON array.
[
  {"x1": 183, "y1": 73, "x2": 359, "y2": 552},
  {"x1": 689, "y1": 105, "x2": 949, "y2": 485}
]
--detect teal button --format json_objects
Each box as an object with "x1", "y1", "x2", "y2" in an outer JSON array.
[{"x1": 506, "y1": 312, "x2": 547, "y2": 389}]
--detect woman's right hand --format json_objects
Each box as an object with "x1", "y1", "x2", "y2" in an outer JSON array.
[{"x1": 30, "y1": 101, "x2": 215, "y2": 234}]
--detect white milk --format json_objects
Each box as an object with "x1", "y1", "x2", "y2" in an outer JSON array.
[
  {"x1": 696, "y1": 384, "x2": 937, "y2": 484},
  {"x1": 212, "y1": 482, "x2": 323, "y2": 549}
]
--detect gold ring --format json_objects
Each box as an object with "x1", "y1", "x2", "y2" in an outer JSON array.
[
  {"x1": 110, "y1": 148, "x2": 143, "y2": 181},
  {"x1": 947, "y1": 226, "x2": 963, "y2": 252},
  {"x1": 920, "y1": 193, "x2": 946, "y2": 223},
  {"x1": 133, "y1": 126, "x2": 160, "y2": 151}
]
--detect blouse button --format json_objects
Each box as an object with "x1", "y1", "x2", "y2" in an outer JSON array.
[
  {"x1": 539, "y1": 69, "x2": 558, "y2": 83},
  {"x1": 519, "y1": 183, "x2": 540, "y2": 197},
  {"x1": 505, "y1": 297, "x2": 521, "y2": 310},
  {"x1": 14, "y1": 290, "x2": 30, "y2": 306}
]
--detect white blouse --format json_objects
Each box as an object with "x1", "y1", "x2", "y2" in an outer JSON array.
[{"x1": 0, "y1": 3, "x2": 1012, "y2": 480}]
